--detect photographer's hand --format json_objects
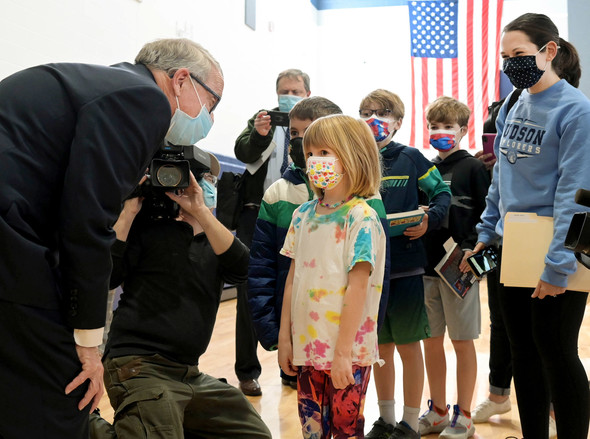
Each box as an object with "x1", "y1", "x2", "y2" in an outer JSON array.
[
  {"x1": 166, "y1": 172, "x2": 207, "y2": 218},
  {"x1": 254, "y1": 111, "x2": 272, "y2": 137},
  {"x1": 167, "y1": 173, "x2": 235, "y2": 255},
  {"x1": 113, "y1": 176, "x2": 146, "y2": 242}
]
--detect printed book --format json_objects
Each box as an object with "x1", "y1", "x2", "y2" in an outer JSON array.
[
  {"x1": 434, "y1": 242, "x2": 478, "y2": 299},
  {"x1": 386, "y1": 209, "x2": 425, "y2": 237}
]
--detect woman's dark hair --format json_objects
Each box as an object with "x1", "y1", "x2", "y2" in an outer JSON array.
[{"x1": 504, "y1": 13, "x2": 581, "y2": 88}]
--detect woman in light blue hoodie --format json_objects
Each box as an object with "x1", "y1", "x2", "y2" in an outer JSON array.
[{"x1": 469, "y1": 12, "x2": 590, "y2": 439}]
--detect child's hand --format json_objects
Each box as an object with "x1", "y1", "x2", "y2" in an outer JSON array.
[
  {"x1": 404, "y1": 213, "x2": 429, "y2": 240},
  {"x1": 331, "y1": 352, "x2": 355, "y2": 389},
  {"x1": 278, "y1": 339, "x2": 298, "y2": 376},
  {"x1": 460, "y1": 242, "x2": 486, "y2": 272},
  {"x1": 474, "y1": 150, "x2": 496, "y2": 170}
]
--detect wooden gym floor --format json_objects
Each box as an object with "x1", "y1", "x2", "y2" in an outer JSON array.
[{"x1": 97, "y1": 282, "x2": 590, "y2": 438}]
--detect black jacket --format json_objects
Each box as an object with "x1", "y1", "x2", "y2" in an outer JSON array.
[
  {"x1": 380, "y1": 141, "x2": 451, "y2": 273},
  {"x1": 0, "y1": 62, "x2": 171, "y2": 329},
  {"x1": 423, "y1": 150, "x2": 491, "y2": 275},
  {"x1": 106, "y1": 219, "x2": 249, "y2": 365}
]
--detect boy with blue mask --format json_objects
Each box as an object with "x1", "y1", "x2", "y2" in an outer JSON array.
[
  {"x1": 361, "y1": 89, "x2": 451, "y2": 439},
  {"x1": 232, "y1": 69, "x2": 311, "y2": 396},
  {"x1": 418, "y1": 96, "x2": 490, "y2": 439}
]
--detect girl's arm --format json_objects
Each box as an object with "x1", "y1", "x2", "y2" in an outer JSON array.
[
  {"x1": 331, "y1": 261, "x2": 371, "y2": 389},
  {"x1": 278, "y1": 260, "x2": 298, "y2": 376}
]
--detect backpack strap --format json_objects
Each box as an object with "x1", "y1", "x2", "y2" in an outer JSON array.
[{"x1": 506, "y1": 88, "x2": 523, "y2": 114}]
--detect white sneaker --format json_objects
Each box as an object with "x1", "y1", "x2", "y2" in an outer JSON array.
[
  {"x1": 549, "y1": 415, "x2": 557, "y2": 439},
  {"x1": 439, "y1": 405, "x2": 475, "y2": 439},
  {"x1": 471, "y1": 397, "x2": 511, "y2": 423},
  {"x1": 418, "y1": 399, "x2": 450, "y2": 435}
]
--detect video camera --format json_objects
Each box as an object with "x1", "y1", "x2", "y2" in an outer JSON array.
[
  {"x1": 131, "y1": 143, "x2": 217, "y2": 222},
  {"x1": 565, "y1": 188, "x2": 590, "y2": 269}
]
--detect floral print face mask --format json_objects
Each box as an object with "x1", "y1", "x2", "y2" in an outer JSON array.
[{"x1": 306, "y1": 156, "x2": 344, "y2": 190}]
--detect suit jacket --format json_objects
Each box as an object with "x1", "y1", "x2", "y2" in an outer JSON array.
[{"x1": 0, "y1": 62, "x2": 171, "y2": 330}]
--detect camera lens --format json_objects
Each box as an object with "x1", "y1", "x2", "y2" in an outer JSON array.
[{"x1": 156, "y1": 164, "x2": 183, "y2": 187}]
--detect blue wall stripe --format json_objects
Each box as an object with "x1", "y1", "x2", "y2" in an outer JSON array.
[{"x1": 311, "y1": 0, "x2": 407, "y2": 9}]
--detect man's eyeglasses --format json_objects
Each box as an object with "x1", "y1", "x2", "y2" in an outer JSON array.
[
  {"x1": 201, "y1": 172, "x2": 218, "y2": 187},
  {"x1": 359, "y1": 108, "x2": 392, "y2": 118},
  {"x1": 190, "y1": 74, "x2": 221, "y2": 114}
]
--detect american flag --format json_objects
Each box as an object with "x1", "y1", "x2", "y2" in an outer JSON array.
[{"x1": 408, "y1": 0, "x2": 504, "y2": 150}]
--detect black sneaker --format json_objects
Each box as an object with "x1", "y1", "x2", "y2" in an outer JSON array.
[
  {"x1": 390, "y1": 421, "x2": 420, "y2": 439},
  {"x1": 281, "y1": 377, "x2": 298, "y2": 390},
  {"x1": 365, "y1": 417, "x2": 395, "y2": 439}
]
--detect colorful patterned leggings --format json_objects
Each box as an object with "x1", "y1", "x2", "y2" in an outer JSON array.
[{"x1": 296, "y1": 365, "x2": 371, "y2": 439}]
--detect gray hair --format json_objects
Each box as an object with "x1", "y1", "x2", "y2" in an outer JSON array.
[
  {"x1": 276, "y1": 69, "x2": 310, "y2": 93},
  {"x1": 135, "y1": 38, "x2": 223, "y2": 81}
]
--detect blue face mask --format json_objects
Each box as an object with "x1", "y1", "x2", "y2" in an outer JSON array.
[
  {"x1": 278, "y1": 94, "x2": 303, "y2": 112},
  {"x1": 165, "y1": 77, "x2": 213, "y2": 145},
  {"x1": 429, "y1": 129, "x2": 457, "y2": 151},
  {"x1": 198, "y1": 177, "x2": 217, "y2": 208}
]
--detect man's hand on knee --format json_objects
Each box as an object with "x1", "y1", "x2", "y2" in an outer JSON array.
[{"x1": 66, "y1": 345, "x2": 104, "y2": 412}]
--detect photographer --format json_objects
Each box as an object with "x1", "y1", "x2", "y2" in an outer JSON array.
[
  {"x1": 0, "y1": 38, "x2": 223, "y2": 438},
  {"x1": 91, "y1": 152, "x2": 271, "y2": 438}
]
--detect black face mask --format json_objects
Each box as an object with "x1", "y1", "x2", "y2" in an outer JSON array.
[
  {"x1": 502, "y1": 44, "x2": 547, "y2": 89},
  {"x1": 289, "y1": 137, "x2": 306, "y2": 170}
]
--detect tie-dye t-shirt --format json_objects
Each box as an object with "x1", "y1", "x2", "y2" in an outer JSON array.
[{"x1": 280, "y1": 196, "x2": 387, "y2": 370}]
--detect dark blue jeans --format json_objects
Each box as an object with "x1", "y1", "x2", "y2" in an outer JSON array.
[{"x1": 235, "y1": 205, "x2": 262, "y2": 381}]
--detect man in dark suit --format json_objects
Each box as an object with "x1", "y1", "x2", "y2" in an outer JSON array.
[{"x1": 0, "y1": 38, "x2": 223, "y2": 439}]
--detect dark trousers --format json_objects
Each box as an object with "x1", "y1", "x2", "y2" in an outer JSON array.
[
  {"x1": 486, "y1": 256, "x2": 512, "y2": 394},
  {"x1": 498, "y1": 281, "x2": 589, "y2": 439},
  {"x1": 92, "y1": 354, "x2": 271, "y2": 439},
  {"x1": 0, "y1": 299, "x2": 90, "y2": 439},
  {"x1": 234, "y1": 206, "x2": 262, "y2": 381}
]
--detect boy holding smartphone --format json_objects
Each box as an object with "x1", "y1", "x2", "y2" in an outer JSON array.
[{"x1": 418, "y1": 96, "x2": 491, "y2": 439}]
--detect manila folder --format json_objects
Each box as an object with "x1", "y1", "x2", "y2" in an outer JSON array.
[{"x1": 500, "y1": 212, "x2": 590, "y2": 292}]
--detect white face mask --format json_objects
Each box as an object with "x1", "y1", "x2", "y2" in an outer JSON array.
[{"x1": 165, "y1": 77, "x2": 213, "y2": 145}]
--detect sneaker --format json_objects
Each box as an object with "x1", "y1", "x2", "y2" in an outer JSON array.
[
  {"x1": 365, "y1": 417, "x2": 395, "y2": 439},
  {"x1": 439, "y1": 405, "x2": 475, "y2": 439},
  {"x1": 549, "y1": 415, "x2": 557, "y2": 439},
  {"x1": 418, "y1": 399, "x2": 450, "y2": 435},
  {"x1": 471, "y1": 397, "x2": 511, "y2": 423},
  {"x1": 390, "y1": 421, "x2": 420, "y2": 439}
]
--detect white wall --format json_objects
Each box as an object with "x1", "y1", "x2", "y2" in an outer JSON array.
[{"x1": 0, "y1": 0, "x2": 571, "y2": 158}]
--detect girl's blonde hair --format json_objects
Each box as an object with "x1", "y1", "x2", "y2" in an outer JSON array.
[{"x1": 303, "y1": 114, "x2": 382, "y2": 198}]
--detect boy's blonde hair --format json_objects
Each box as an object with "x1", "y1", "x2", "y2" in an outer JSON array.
[
  {"x1": 425, "y1": 96, "x2": 471, "y2": 127},
  {"x1": 359, "y1": 89, "x2": 405, "y2": 120},
  {"x1": 303, "y1": 114, "x2": 382, "y2": 198}
]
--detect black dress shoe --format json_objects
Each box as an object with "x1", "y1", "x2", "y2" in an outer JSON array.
[{"x1": 239, "y1": 378, "x2": 262, "y2": 396}]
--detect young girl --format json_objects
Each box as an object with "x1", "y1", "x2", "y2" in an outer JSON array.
[
  {"x1": 278, "y1": 114, "x2": 387, "y2": 438},
  {"x1": 471, "y1": 12, "x2": 590, "y2": 439}
]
